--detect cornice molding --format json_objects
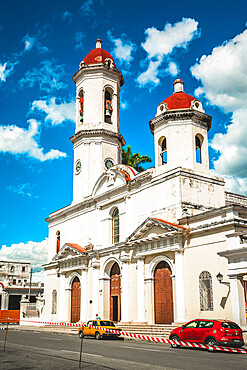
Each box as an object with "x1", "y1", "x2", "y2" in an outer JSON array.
[
  {"x1": 70, "y1": 128, "x2": 125, "y2": 146},
  {"x1": 72, "y1": 64, "x2": 124, "y2": 86},
  {"x1": 149, "y1": 109, "x2": 212, "y2": 134}
]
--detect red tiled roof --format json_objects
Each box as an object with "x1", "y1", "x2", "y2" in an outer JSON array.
[
  {"x1": 151, "y1": 217, "x2": 187, "y2": 230},
  {"x1": 67, "y1": 243, "x2": 88, "y2": 254},
  {"x1": 163, "y1": 91, "x2": 195, "y2": 110},
  {"x1": 83, "y1": 48, "x2": 115, "y2": 67}
]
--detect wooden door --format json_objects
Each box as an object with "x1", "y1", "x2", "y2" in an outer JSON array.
[
  {"x1": 110, "y1": 263, "x2": 121, "y2": 322},
  {"x1": 71, "y1": 277, "x2": 81, "y2": 323},
  {"x1": 154, "y1": 261, "x2": 174, "y2": 324}
]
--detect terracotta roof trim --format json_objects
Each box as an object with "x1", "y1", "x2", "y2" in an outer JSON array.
[
  {"x1": 66, "y1": 243, "x2": 88, "y2": 254},
  {"x1": 151, "y1": 217, "x2": 187, "y2": 230}
]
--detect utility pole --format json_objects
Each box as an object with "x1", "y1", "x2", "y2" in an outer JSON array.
[{"x1": 28, "y1": 267, "x2": 32, "y2": 302}]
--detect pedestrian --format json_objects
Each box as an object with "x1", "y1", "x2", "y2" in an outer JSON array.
[{"x1": 96, "y1": 313, "x2": 101, "y2": 319}]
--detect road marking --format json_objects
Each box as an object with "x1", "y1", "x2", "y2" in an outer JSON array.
[
  {"x1": 61, "y1": 349, "x2": 102, "y2": 357},
  {"x1": 40, "y1": 337, "x2": 62, "y2": 341},
  {"x1": 121, "y1": 346, "x2": 162, "y2": 352}
]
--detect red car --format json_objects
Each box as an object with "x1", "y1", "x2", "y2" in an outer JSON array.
[{"x1": 169, "y1": 319, "x2": 244, "y2": 348}]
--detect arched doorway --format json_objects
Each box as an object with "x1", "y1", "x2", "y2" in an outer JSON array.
[
  {"x1": 154, "y1": 261, "x2": 174, "y2": 324},
  {"x1": 71, "y1": 276, "x2": 81, "y2": 323},
  {"x1": 110, "y1": 262, "x2": 121, "y2": 322}
]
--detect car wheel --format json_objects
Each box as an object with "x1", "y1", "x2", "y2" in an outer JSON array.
[
  {"x1": 79, "y1": 331, "x2": 84, "y2": 339},
  {"x1": 95, "y1": 331, "x2": 102, "y2": 340},
  {"x1": 205, "y1": 338, "x2": 217, "y2": 347},
  {"x1": 170, "y1": 335, "x2": 180, "y2": 348}
]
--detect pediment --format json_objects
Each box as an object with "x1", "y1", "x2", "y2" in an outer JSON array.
[
  {"x1": 127, "y1": 217, "x2": 185, "y2": 242},
  {"x1": 52, "y1": 243, "x2": 87, "y2": 261},
  {"x1": 92, "y1": 164, "x2": 137, "y2": 197}
]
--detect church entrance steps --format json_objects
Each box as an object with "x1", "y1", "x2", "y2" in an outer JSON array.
[{"x1": 117, "y1": 323, "x2": 180, "y2": 338}]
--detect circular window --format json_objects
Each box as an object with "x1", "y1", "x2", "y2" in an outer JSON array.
[
  {"x1": 104, "y1": 158, "x2": 114, "y2": 170},
  {"x1": 75, "y1": 159, "x2": 82, "y2": 175}
]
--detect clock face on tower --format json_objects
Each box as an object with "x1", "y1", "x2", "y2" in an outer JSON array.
[
  {"x1": 104, "y1": 158, "x2": 114, "y2": 170},
  {"x1": 75, "y1": 159, "x2": 82, "y2": 175}
]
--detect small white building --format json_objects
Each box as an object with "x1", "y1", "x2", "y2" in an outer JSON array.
[
  {"x1": 42, "y1": 39, "x2": 247, "y2": 326},
  {"x1": 0, "y1": 261, "x2": 43, "y2": 310}
]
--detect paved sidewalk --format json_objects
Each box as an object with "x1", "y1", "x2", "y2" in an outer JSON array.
[{"x1": 0, "y1": 323, "x2": 78, "y2": 335}]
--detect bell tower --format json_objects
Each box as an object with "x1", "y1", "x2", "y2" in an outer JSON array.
[
  {"x1": 71, "y1": 39, "x2": 125, "y2": 203},
  {"x1": 149, "y1": 79, "x2": 212, "y2": 174}
]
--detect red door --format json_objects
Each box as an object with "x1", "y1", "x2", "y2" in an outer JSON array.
[
  {"x1": 71, "y1": 277, "x2": 81, "y2": 323},
  {"x1": 154, "y1": 261, "x2": 174, "y2": 324},
  {"x1": 110, "y1": 263, "x2": 121, "y2": 322}
]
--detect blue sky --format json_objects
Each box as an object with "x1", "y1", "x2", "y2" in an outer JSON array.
[{"x1": 1, "y1": 0, "x2": 247, "y2": 279}]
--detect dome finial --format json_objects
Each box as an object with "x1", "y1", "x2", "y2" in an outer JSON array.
[
  {"x1": 96, "y1": 38, "x2": 102, "y2": 49},
  {"x1": 173, "y1": 78, "x2": 184, "y2": 93}
]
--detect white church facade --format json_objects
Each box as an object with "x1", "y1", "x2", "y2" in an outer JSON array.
[{"x1": 42, "y1": 39, "x2": 247, "y2": 326}]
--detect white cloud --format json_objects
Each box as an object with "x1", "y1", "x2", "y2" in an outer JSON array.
[
  {"x1": 80, "y1": 0, "x2": 94, "y2": 16},
  {"x1": 165, "y1": 61, "x2": 179, "y2": 76},
  {"x1": 0, "y1": 239, "x2": 48, "y2": 281},
  {"x1": 22, "y1": 35, "x2": 36, "y2": 51},
  {"x1": 0, "y1": 61, "x2": 17, "y2": 82},
  {"x1": 191, "y1": 29, "x2": 247, "y2": 112},
  {"x1": 137, "y1": 18, "x2": 199, "y2": 87},
  {"x1": 7, "y1": 183, "x2": 39, "y2": 199},
  {"x1": 62, "y1": 11, "x2": 72, "y2": 23},
  {"x1": 75, "y1": 32, "x2": 84, "y2": 50},
  {"x1": 191, "y1": 28, "x2": 247, "y2": 195},
  {"x1": 22, "y1": 34, "x2": 49, "y2": 54},
  {"x1": 137, "y1": 58, "x2": 162, "y2": 87},
  {"x1": 19, "y1": 60, "x2": 67, "y2": 92},
  {"x1": 121, "y1": 99, "x2": 128, "y2": 110},
  {"x1": 0, "y1": 119, "x2": 67, "y2": 161},
  {"x1": 107, "y1": 31, "x2": 136, "y2": 67},
  {"x1": 31, "y1": 97, "x2": 75, "y2": 125}
]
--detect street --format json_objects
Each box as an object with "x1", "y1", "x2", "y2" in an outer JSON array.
[{"x1": 0, "y1": 329, "x2": 247, "y2": 369}]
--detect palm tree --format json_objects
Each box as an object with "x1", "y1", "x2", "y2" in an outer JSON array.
[{"x1": 122, "y1": 145, "x2": 152, "y2": 172}]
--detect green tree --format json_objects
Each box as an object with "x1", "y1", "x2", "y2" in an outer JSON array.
[{"x1": 122, "y1": 145, "x2": 152, "y2": 172}]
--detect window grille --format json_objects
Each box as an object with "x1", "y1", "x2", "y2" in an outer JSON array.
[
  {"x1": 160, "y1": 138, "x2": 167, "y2": 165},
  {"x1": 112, "y1": 208, "x2": 119, "y2": 244},
  {"x1": 52, "y1": 289, "x2": 57, "y2": 314},
  {"x1": 199, "y1": 271, "x2": 213, "y2": 311},
  {"x1": 196, "y1": 135, "x2": 202, "y2": 164}
]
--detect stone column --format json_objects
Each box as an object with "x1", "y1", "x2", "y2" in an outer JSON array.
[
  {"x1": 92, "y1": 259, "x2": 100, "y2": 318},
  {"x1": 174, "y1": 251, "x2": 186, "y2": 323},
  {"x1": 229, "y1": 275, "x2": 246, "y2": 326},
  {"x1": 144, "y1": 278, "x2": 154, "y2": 324},
  {"x1": 2, "y1": 291, "x2": 9, "y2": 310},
  {"x1": 58, "y1": 274, "x2": 67, "y2": 322},
  {"x1": 137, "y1": 257, "x2": 145, "y2": 322},
  {"x1": 80, "y1": 269, "x2": 88, "y2": 322},
  {"x1": 121, "y1": 261, "x2": 130, "y2": 322}
]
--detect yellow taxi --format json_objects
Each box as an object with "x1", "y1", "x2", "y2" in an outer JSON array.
[{"x1": 78, "y1": 319, "x2": 122, "y2": 340}]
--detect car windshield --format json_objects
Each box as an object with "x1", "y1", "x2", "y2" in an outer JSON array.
[
  {"x1": 221, "y1": 322, "x2": 240, "y2": 329},
  {"x1": 100, "y1": 321, "x2": 115, "y2": 327}
]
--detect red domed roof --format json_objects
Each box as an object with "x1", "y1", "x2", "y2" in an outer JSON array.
[
  {"x1": 163, "y1": 91, "x2": 196, "y2": 110},
  {"x1": 83, "y1": 48, "x2": 115, "y2": 67}
]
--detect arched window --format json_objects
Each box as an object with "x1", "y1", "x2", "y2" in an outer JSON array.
[
  {"x1": 52, "y1": 289, "x2": 57, "y2": 314},
  {"x1": 199, "y1": 271, "x2": 213, "y2": 311},
  {"x1": 104, "y1": 88, "x2": 113, "y2": 123},
  {"x1": 56, "y1": 231, "x2": 60, "y2": 254},
  {"x1": 160, "y1": 138, "x2": 167, "y2": 165},
  {"x1": 195, "y1": 135, "x2": 202, "y2": 164},
  {"x1": 112, "y1": 208, "x2": 119, "y2": 244},
  {"x1": 78, "y1": 90, "x2": 84, "y2": 123}
]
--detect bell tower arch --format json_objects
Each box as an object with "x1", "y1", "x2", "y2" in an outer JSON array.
[{"x1": 71, "y1": 39, "x2": 125, "y2": 203}]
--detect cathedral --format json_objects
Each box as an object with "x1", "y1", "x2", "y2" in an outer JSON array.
[{"x1": 42, "y1": 39, "x2": 247, "y2": 327}]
